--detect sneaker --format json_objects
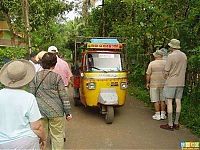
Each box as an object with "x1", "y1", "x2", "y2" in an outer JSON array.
[
  {"x1": 152, "y1": 114, "x2": 161, "y2": 120},
  {"x1": 173, "y1": 124, "x2": 180, "y2": 130},
  {"x1": 160, "y1": 124, "x2": 174, "y2": 131},
  {"x1": 160, "y1": 114, "x2": 166, "y2": 120}
]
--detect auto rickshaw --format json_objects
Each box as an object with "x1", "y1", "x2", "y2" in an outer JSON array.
[{"x1": 73, "y1": 37, "x2": 128, "y2": 124}]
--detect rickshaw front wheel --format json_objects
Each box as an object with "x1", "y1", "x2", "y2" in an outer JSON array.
[{"x1": 105, "y1": 106, "x2": 114, "y2": 124}]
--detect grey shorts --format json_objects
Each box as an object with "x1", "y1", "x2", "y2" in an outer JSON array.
[
  {"x1": 163, "y1": 86, "x2": 184, "y2": 99},
  {"x1": 150, "y1": 87, "x2": 165, "y2": 102}
]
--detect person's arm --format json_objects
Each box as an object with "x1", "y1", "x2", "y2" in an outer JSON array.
[
  {"x1": 146, "y1": 64, "x2": 151, "y2": 90},
  {"x1": 146, "y1": 74, "x2": 150, "y2": 90},
  {"x1": 163, "y1": 56, "x2": 172, "y2": 79},
  {"x1": 67, "y1": 64, "x2": 73, "y2": 86},
  {"x1": 29, "y1": 80, "x2": 36, "y2": 95},
  {"x1": 57, "y1": 77, "x2": 72, "y2": 121},
  {"x1": 30, "y1": 120, "x2": 46, "y2": 149}
]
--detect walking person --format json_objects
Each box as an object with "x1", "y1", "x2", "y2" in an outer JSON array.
[
  {"x1": 0, "y1": 60, "x2": 46, "y2": 149},
  {"x1": 146, "y1": 50, "x2": 167, "y2": 120},
  {"x1": 47, "y1": 46, "x2": 73, "y2": 89},
  {"x1": 29, "y1": 52, "x2": 72, "y2": 149},
  {"x1": 48, "y1": 46, "x2": 73, "y2": 142},
  {"x1": 29, "y1": 51, "x2": 43, "y2": 72},
  {"x1": 160, "y1": 39, "x2": 187, "y2": 131}
]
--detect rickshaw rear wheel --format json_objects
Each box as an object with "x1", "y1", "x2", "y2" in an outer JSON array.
[{"x1": 105, "y1": 106, "x2": 114, "y2": 124}]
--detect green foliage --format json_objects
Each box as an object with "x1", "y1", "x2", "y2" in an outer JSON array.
[
  {"x1": 181, "y1": 97, "x2": 200, "y2": 136},
  {"x1": 0, "y1": 0, "x2": 74, "y2": 60},
  {"x1": 128, "y1": 85, "x2": 150, "y2": 106},
  {"x1": 128, "y1": 64, "x2": 146, "y2": 87},
  {"x1": 0, "y1": 47, "x2": 27, "y2": 67}
]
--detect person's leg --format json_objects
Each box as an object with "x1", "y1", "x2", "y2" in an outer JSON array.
[
  {"x1": 160, "y1": 88, "x2": 166, "y2": 119},
  {"x1": 49, "y1": 117, "x2": 65, "y2": 150},
  {"x1": 150, "y1": 88, "x2": 160, "y2": 120},
  {"x1": 167, "y1": 99, "x2": 173, "y2": 126},
  {"x1": 154, "y1": 101, "x2": 160, "y2": 112},
  {"x1": 160, "y1": 101, "x2": 166, "y2": 119},
  {"x1": 174, "y1": 98, "x2": 181, "y2": 125},
  {"x1": 160, "y1": 87, "x2": 174, "y2": 130},
  {"x1": 152, "y1": 101, "x2": 161, "y2": 120},
  {"x1": 174, "y1": 87, "x2": 183, "y2": 129}
]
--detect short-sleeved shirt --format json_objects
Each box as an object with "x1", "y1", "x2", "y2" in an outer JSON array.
[
  {"x1": 53, "y1": 56, "x2": 73, "y2": 86},
  {"x1": 0, "y1": 88, "x2": 41, "y2": 144},
  {"x1": 164, "y1": 50, "x2": 187, "y2": 87},
  {"x1": 146, "y1": 59, "x2": 166, "y2": 88},
  {"x1": 29, "y1": 60, "x2": 42, "y2": 72}
]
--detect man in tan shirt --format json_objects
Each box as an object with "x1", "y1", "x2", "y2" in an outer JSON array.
[
  {"x1": 160, "y1": 39, "x2": 187, "y2": 131},
  {"x1": 146, "y1": 50, "x2": 166, "y2": 120}
]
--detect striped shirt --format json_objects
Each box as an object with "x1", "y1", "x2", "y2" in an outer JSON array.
[
  {"x1": 29, "y1": 69, "x2": 71, "y2": 118},
  {"x1": 146, "y1": 59, "x2": 166, "y2": 88}
]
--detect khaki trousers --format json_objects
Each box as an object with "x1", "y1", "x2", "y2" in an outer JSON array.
[{"x1": 41, "y1": 117, "x2": 64, "y2": 150}]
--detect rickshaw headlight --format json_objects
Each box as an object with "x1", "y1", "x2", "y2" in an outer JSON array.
[
  {"x1": 87, "y1": 82, "x2": 96, "y2": 90},
  {"x1": 120, "y1": 82, "x2": 128, "y2": 89}
]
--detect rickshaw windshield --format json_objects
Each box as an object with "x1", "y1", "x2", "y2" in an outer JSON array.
[{"x1": 87, "y1": 53, "x2": 123, "y2": 71}]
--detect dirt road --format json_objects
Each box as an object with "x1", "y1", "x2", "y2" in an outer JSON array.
[{"x1": 63, "y1": 93, "x2": 199, "y2": 149}]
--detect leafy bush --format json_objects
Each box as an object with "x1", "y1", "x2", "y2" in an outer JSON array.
[
  {"x1": 0, "y1": 47, "x2": 27, "y2": 67},
  {"x1": 181, "y1": 97, "x2": 200, "y2": 136},
  {"x1": 128, "y1": 85, "x2": 150, "y2": 106}
]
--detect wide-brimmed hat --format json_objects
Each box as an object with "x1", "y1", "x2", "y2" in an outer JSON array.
[
  {"x1": 168, "y1": 39, "x2": 181, "y2": 49},
  {"x1": 153, "y1": 50, "x2": 163, "y2": 57},
  {"x1": 0, "y1": 59, "x2": 35, "y2": 88},
  {"x1": 48, "y1": 46, "x2": 58, "y2": 53},
  {"x1": 35, "y1": 51, "x2": 47, "y2": 62}
]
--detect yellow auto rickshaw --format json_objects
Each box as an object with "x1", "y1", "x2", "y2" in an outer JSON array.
[{"x1": 73, "y1": 37, "x2": 128, "y2": 124}]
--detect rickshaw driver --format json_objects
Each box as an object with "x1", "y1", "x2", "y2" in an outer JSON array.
[{"x1": 87, "y1": 54, "x2": 94, "y2": 71}]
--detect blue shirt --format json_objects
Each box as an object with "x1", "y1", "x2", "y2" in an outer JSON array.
[{"x1": 0, "y1": 88, "x2": 42, "y2": 144}]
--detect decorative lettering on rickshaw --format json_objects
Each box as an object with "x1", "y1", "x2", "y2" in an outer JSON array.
[
  {"x1": 87, "y1": 43, "x2": 123, "y2": 49},
  {"x1": 98, "y1": 73, "x2": 117, "y2": 77}
]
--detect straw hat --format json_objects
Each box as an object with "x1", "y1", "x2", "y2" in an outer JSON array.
[
  {"x1": 153, "y1": 50, "x2": 163, "y2": 58},
  {"x1": 0, "y1": 59, "x2": 35, "y2": 88},
  {"x1": 48, "y1": 46, "x2": 58, "y2": 53},
  {"x1": 168, "y1": 39, "x2": 181, "y2": 49},
  {"x1": 35, "y1": 51, "x2": 47, "y2": 62}
]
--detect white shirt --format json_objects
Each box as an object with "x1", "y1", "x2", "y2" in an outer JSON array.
[
  {"x1": 29, "y1": 60, "x2": 42, "y2": 72},
  {"x1": 0, "y1": 88, "x2": 42, "y2": 144}
]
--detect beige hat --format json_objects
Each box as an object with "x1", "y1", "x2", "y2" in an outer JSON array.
[
  {"x1": 153, "y1": 50, "x2": 163, "y2": 57},
  {"x1": 35, "y1": 51, "x2": 47, "y2": 62},
  {"x1": 0, "y1": 59, "x2": 35, "y2": 88},
  {"x1": 168, "y1": 39, "x2": 181, "y2": 49},
  {"x1": 48, "y1": 46, "x2": 58, "y2": 53}
]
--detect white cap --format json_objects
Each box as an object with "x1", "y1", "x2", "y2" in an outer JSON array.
[{"x1": 48, "y1": 46, "x2": 58, "y2": 53}]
